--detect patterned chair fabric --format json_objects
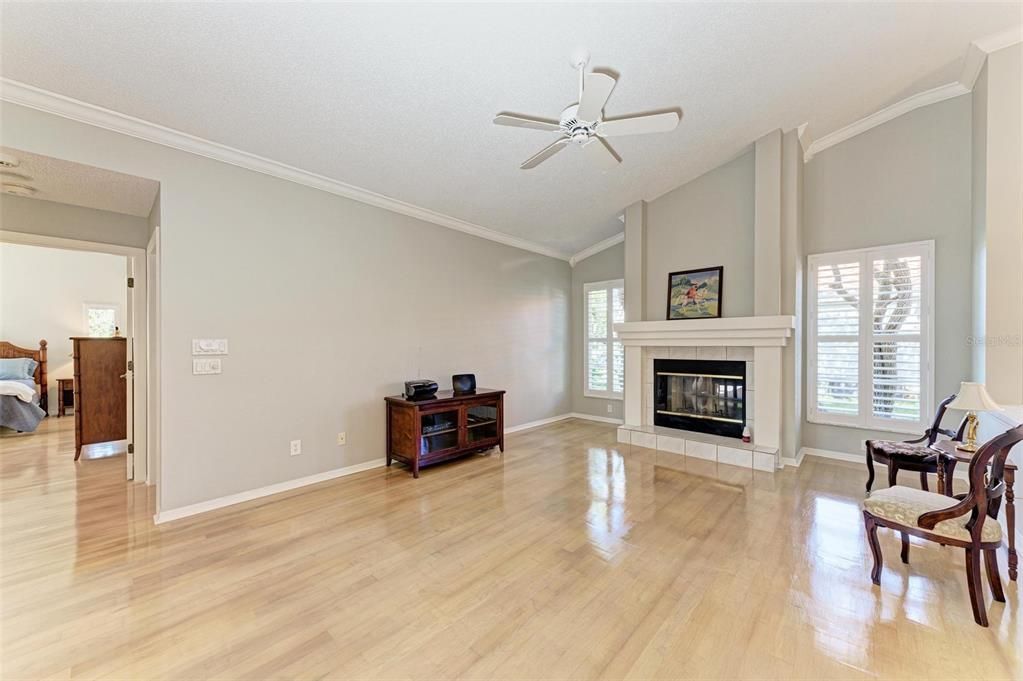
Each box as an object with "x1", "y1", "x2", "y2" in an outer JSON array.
[
  {"x1": 864, "y1": 485, "x2": 1002, "y2": 543},
  {"x1": 865, "y1": 440, "x2": 937, "y2": 460}
]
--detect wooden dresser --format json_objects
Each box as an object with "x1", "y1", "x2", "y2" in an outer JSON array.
[
  {"x1": 71, "y1": 337, "x2": 127, "y2": 460},
  {"x1": 385, "y1": 388, "x2": 504, "y2": 477}
]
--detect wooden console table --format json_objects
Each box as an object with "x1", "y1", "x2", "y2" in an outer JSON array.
[
  {"x1": 931, "y1": 439, "x2": 1017, "y2": 581},
  {"x1": 385, "y1": 388, "x2": 504, "y2": 478}
]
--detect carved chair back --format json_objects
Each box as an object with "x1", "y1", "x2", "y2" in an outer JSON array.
[
  {"x1": 923, "y1": 392, "x2": 959, "y2": 445},
  {"x1": 919, "y1": 425, "x2": 1023, "y2": 543}
]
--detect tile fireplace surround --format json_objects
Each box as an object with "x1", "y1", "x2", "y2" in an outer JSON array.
[{"x1": 613, "y1": 316, "x2": 796, "y2": 473}]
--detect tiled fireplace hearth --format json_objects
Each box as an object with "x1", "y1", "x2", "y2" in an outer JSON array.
[{"x1": 613, "y1": 316, "x2": 795, "y2": 472}]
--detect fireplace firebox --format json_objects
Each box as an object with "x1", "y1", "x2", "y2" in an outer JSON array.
[{"x1": 653, "y1": 359, "x2": 746, "y2": 438}]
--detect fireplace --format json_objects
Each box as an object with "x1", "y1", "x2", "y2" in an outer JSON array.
[{"x1": 653, "y1": 359, "x2": 746, "y2": 438}]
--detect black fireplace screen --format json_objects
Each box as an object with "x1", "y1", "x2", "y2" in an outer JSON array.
[{"x1": 654, "y1": 359, "x2": 746, "y2": 438}]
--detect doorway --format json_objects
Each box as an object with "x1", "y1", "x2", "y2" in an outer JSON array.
[
  {"x1": 0, "y1": 146, "x2": 160, "y2": 487},
  {"x1": 0, "y1": 237, "x2": 147, "y2": 480}
]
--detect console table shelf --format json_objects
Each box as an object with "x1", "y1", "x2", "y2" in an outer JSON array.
[{"x1": 385, "y1": 388, "x2": 505, "y2": 478}]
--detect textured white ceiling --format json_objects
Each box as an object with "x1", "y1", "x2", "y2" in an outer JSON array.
[
  {"x1": 0, "y1": 147, "x2": 159, "y2": 217},
  {"x1": 0, "y1": 3, "x2": 1018, "y2": 255}
]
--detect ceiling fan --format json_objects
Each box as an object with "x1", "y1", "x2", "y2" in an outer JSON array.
[{"x1": 493, "y1": 51, "x2": 681, "y2": 170}]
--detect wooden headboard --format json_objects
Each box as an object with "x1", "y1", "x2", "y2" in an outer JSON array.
[{"x1": 0, "y1": 340, "x2": 48, "y2": 411}]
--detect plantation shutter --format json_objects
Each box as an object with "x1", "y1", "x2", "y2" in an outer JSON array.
[
  {"x1": 812, "y1": 259, "x2": 861, "y2": 421},
  {"x1": 808, "y1": 242, "x2": 932, "y2": 433},
  {"x1": 870, "y1": 250, "x2": 924, "y2": 425},
  {"x1": 584, "y1": 280, "x2": 625, "y2": 398}
]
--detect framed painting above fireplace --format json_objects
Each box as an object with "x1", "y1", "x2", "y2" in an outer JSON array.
[{"x1": 666, "y1": 266, "x2": 723, "y2": 320}]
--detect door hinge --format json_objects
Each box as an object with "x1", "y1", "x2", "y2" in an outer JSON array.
[
  {"x1": 128, "y1": 443, "x2": 135, "y2": 454},
  {"x1": 127, "y1": 360, "x2": 134, "y2": 371},
  {"x1": 127, "y1": 277, "x2": 135, "y2": 288}
]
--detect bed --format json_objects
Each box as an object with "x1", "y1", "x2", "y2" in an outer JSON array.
[{"x1": 0, "y1": 340, "x2": 48, "y2": 433}]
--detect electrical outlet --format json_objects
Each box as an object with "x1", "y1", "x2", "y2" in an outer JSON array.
[
  {"x1": 607, "y1": 404, "x2": 614, "y2": 414},
  {"x1": 290, "y1": 439, "x2": 302, "y2": 456},
  {"x1": 337, "y1": 432, "x2": 347, "y2": 446}
]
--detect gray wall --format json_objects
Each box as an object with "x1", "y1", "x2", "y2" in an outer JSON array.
[
  {"x1": 1, "y1": 101, "x2": 571, "y2": 513},
  {"x1": 571, "y1": 242, "x2": 625, "y2": 420},
  {"x1": 644, "y1": 149, "x2": 755, "y2": 320},
  {"x1": 802, "y1": 94, "x2": 973, "y2": 453},
  {"x1": 1, "y1": 194, "x2": 150, "y2": 248}
]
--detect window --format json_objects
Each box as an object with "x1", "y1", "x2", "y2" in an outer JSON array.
[
  {"x1": 584, "y1": 279, "x2": 625, "y2": 399},
  {"x1": 807, "y1": 241, "x2": 933, "y2": 433},
  {"x1": 84, "y1": 303, "x2": 119, "y2": 337}
]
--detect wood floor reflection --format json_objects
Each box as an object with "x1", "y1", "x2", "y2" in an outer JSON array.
[{"x1": 0, "y1": 417, "x2": 1018, "y2": 679}]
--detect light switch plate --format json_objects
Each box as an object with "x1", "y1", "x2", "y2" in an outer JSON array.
[
  {"x1": 193, "y1": 358, "x2": 222, "y2": 375},
  {"x1": 192, "y1": 338, "x2": 228, "y2": 355}
]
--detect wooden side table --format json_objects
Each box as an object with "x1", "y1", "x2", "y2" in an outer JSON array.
[
  {"x1": 56, "y1": 378, "x2": 74, "y2": 417},
  {"x1": 931, "y1": 439, "x2": 1017, "y2": 581}
]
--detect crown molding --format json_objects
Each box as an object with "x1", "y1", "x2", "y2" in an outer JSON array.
[
  {"x1": 805, "y1": 27, "x2": 1022, "y2": 162},
  {"x1": 959, "y1": 25, "x2": 1022, "y2": 90},
  {"x1": 0, "y1": 78, "x2": 571, "y2": 262},
  {"x1": 803, "y1": 82, "x2": 969, "y2": 161},
  {"x1": 569, "y1": 231, "x2": 624, "y2": 267}
]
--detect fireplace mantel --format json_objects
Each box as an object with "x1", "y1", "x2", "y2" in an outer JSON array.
[
  {"x1": 614, "y1": 315, "x2": 795, "y2": 472},
  {"x1": 613, "y1": 315, "x2": 795, "y2": 347}
]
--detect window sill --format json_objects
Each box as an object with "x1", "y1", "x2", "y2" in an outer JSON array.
[
  {"x1": 584, "y1": 391, "x2": 624, "y2": 401},
  {"x1": 807, "y1": 416, "x2": 925, "y2": 437}
]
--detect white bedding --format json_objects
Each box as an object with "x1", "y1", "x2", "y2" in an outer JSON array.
[{"x1": 0, "y1": 379, "x2": 37, "y2": 403}]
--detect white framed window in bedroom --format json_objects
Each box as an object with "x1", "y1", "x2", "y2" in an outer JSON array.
[
  {"x1": 83, "y1": 303, "x2": 119, "y2": 338},
  {"x1": 584, "y1": 279, "x2": 625, "y2": 400},
  {"x1": 807, "y1": 240, "x2": 934, "y2": 434}
]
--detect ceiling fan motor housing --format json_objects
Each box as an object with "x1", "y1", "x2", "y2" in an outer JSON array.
[{"x1": 560, "y1": 104, "x2": 596, "y2": 145}]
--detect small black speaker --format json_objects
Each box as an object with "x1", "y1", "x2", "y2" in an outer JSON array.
[{"x1": 452, "y1": 373, "x2": 476, "y2": 394}]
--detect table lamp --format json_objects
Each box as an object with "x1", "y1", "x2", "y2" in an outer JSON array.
[{"x1": 947, "y1": 382, "x2": 1002, "y2": 453}]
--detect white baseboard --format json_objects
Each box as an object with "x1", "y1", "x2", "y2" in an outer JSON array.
[
  {"x1": 154, "y1": 458, "x2": 386, "y2": 524},
  {"x1": 504, "y1": 411, "x2": 624, "y2": 435},
  {"x1": 568, "y1": 412, "x2": 624, "y2": 425},
  {"x1": 504, "y1": 413, "x2": 572, "y2": 434},
  {"x1": 799, "y1": 446, "x2": 972, "y2": 483},
  {"x1": 799, "y1": 446, "x2": 862, "y2": 465},
  {"x1": 158, "y1": 414, "x2": 620, "y2": 522},
  {"x1": 781, "y1": 448, "x2": 807, "y2": 468}
]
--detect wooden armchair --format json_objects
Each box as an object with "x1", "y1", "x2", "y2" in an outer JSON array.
[
  {"x1": 865, "y1": 393, "x2": 965, "y2": 495},
  {"x1": 863, "y1": 424, "x2": 1023, "y2": 626}
]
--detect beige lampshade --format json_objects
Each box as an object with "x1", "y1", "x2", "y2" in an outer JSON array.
[{"x1": 948, "y1": 382, "x2": 1002, "y2": 412}]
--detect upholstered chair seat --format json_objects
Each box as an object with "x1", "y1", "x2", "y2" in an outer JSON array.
[
  {"x1": 865, "y1": 440, "x2": 936, "y2": 461},
  {"x1": 865, "y1": 485, "x2": 1002, "y2": 543}
]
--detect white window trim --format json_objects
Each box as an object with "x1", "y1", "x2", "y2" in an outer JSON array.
[
  {"x1": 583, "y1": 278, "x2": 625, "y2": 401},
  {"x1": 83, "y1": 302, "x2": 120, "y2": 337},
  {"x1": 807, "y1": 240, "x2": 934, "y2": 435}
]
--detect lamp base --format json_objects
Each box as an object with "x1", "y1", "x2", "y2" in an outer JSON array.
[{"x1": 955, "y1": 442, "x2": 978, "y2": 453}]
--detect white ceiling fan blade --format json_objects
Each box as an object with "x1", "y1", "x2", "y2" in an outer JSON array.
[
  {"x1": 583, "y1": 137, "x2": 621, "y2": 171},
  {"x1": 576, "y1": 73, "x2": 616, "y2": 122},
  {"x1": 520, "y1": 138, "x2": 569, "y2": 169},
  {"x1": 598, "y1": 111, "x2": 680, "y2": 137},
  {"x1": 493, "y1": 113, "x2": 561, "y2": 131}
]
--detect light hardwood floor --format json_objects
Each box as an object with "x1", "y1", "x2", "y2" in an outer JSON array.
[{"x1": 1, "y1": 416, "x2": 1019, "y2": 679}]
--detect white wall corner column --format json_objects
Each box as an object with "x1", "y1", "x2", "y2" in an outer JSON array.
[
  {"x1": 753, "y1": 346, "x2": 783, "y2": 463},
  {"x1": 614, "y1": 316, "x2": 795, "y2": 472},
  {"x1": 780, "y1": 128, "x2": 805, "y2": 463},
  {"x1": 980, "y1": 44, "x2": 1023, "y2": 406},
  {"x1": 754, "y1": 130, "x2": 783, "y2": 316},
  {"x1": 624, "y1": 200, "x2": 647, "y2": 323},
  {"x1": 624, "y1": 345, "x2": 643, "y2": 425}
]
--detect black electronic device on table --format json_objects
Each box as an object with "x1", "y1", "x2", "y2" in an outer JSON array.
[{"x1": 404, "y1": 380, "x2": 438, "y2": 400}]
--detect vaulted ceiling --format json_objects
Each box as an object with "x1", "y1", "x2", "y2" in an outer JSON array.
[{"x1": 0, "y1": 3, "x2": 1018, "y2": 257}]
